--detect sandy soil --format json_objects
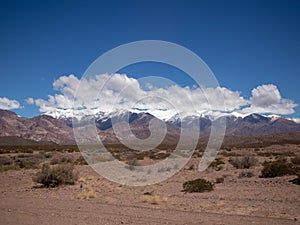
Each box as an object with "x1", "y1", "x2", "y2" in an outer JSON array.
[{"x1": 1, "y1": 146, "x2": 300, "y2": 225}]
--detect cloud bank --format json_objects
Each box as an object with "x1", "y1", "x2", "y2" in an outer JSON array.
[
  {"x1": 27, "y1": 74, "x2": 297, "y2": 120},
  {"x1": 0, "y1": 97, "x2": 20, "y2": 110}
]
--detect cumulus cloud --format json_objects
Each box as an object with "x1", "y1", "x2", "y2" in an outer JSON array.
[
  {"x1": 250, "y1": 84, "x2": 281, "y2": 107},
  {"x1": 31, "y1": 74, "x2": 297, "y2": 120},
  {"x1": 26, "y1": 98, "x2": 34, "y2": 105},
  {"x1": 0, "y1": 97, "x2": 20, "y2": 110},
  {"x1": 239, "y1": 84, "x2": 297, "y2": 115}
]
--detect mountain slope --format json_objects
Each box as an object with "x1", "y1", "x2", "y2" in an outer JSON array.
[
  {"x1": 1, "y1": 109, "x2": 300, "y2": 145},
  {"x1": 0, "y1": 110, "x2": 74, "y2": 144}
]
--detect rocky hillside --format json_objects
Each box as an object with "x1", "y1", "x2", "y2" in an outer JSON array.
[
  {"x1": 0, "y1": 110, "x2": 74, "y2": 144},
  {"x1": 1, "y1": 109, "x2": 300, "y2": 145}
]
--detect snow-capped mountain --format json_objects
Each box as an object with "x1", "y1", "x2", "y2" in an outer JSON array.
[{"x1": 1, "y1": 109, "x2": 300, "y2": 144}]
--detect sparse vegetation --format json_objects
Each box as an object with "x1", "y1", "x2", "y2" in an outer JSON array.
[
  {"x1": 74, "y1": 156, "x2": 88, "y2": 165},
  {"x1": 256, "y1": 151, "x2": 296, "y2": 157},
  {"x1": 149, "y1": 152, "x2": 170, "y2": 160},
  {"x1": 136, "y1": 153, "x2": 145, "y2": 160},
  {"x1": 91, "y1": 154, "x2": 114, "y2": 163},
  {"x1": 33, "y1": 163, "x2": 78, "y2": 187},
  {"x1": 50, "y1": 156, "x2": 73, "y2": 165},
  {"x1": 0, "y1": 151, "x2": 54, "y2": 172},
  {"x1": 229, "y1": 156, "x2": 258, "y2": 169},
  {"x1": 0, "y1": 164, "x2": 20, "y2": 172},
  {"x1": 291, "y1": 155, "x2": 300, "y2": 166},
  {"x1": 158, "y1": 166, "x2": 172, "y2": 172},
  {"x1": 0, "y1": 156, "x2": 13, "y2": 166},
  {"x1": 209, "y1": 157, "x2": 225, "y2": 171},
  {"x1": 104, "y1": 196, "x2": 116, "y2": 204},
  {"x1": 275, "y1": 156, "x2": 288, "y2": 163},
  {"x1": 0, "y1": 156, "x2": 19, "y2": 172},
  {"x1": 289, "y1": 177, "x2": 300, "y2": 185},
  {"x1": 215, "y1": 177, "x2": 225, "y2": 183},
  {"x1": 239, "y1": 171, "x2": 254, "y2": 178},
  {"x1": 220, "y1": 152, "x2": 242, "y2": 157},
  {"x1": 141, "y1": 194, "x2": 168, "y2": 204},
  {"x1": 183, "y1": 178, "x2": 214, "y2": 193},
  {"x1": 187, "y1": 164, "x2": 195, "y2": 170},
  {"x1": 15, "y1": 156, "x2": 40, "y2": 169},
  {"x1": 77, "y1": 185, "x2": 96, "y2": 200},
  {"x1": 260, "y1": 161, "x2": 297, "y2": 178},
  {"x1": 192, "y1": 151, "x2": 202, "y2": 158},
  {"x1": 0, "y1": 145, "x2": 79, "y2": 154}
]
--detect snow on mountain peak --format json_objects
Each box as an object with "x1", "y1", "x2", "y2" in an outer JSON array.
[{"x1": 44, "y1": 107, "x2": 300, "y2": 125}]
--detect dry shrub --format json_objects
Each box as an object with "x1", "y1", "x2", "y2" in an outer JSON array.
[
  {"x1": 77, "y1": 185, "x2": 96, "y2": 200},
  {"x1": 50, "y1": 157, "x2": 73, "y2": 165},
  {"x1": 260, "y1": 161, "x2": 299, "y2": 178},
  {"x1": 229, "y1": 156, "x2": 258, "y2": 169},
  {"x1": 239, "y1": 171, "x2": 254, "y2": 178},
  {"x1": 0, "y1": 164, "x2": 20, "y2": 172},
  {"x1": 74, "y1": 156, "x2": 88, "y2": 165},
  {"x1": 33, "y1": 163, "x2": 78, "y2": 187},
  {"x1": 105, "y1": 196, "x2": 116, "y2": 204},
  {"x1": 0, "y1": 156, "x2": 17, "y2": 172},
  {"x1": 78, "y1": 177, "x2": 86, "y2": 183},
  {"x1": 290, "y1": 177, "x2": 300, "y2": 185},
  {"x1": 141, "y1": 195, "x2": 168, "y2": 205},
  {"x1": 0, "y1": 156, "x2": 13, "y2": 166},
  {"x1": 15, "y1": 153, "x2": 48, "y2": 169},
  {"x1": 215, "y1": 177, "x2": 225, "y2": 183},
  {"x1": 209, "y1": 157, "x2": 225, "y2": 171},
  {"x1": 291, "y1": 155, "x2": 300, "y2": 166},
  {"x1": 183, "y1": 178, "x2": 214, "y2": 193}
]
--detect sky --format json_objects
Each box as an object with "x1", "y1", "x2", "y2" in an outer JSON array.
[{"x1": 0, "y1": 0, "x2": 299, "y2": 119}]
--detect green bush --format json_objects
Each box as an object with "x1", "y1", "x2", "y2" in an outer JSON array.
[
  {"x1": 260, "y1": 161, "x2": 296, "y2": 178},
  {"x1": 183, "y1": 178, "x2": 214, "y2": 193},
  {"x1": 33, "y1": 163, "x2": 78, "y2": 188},
  {"x1": 229, "y1": 156, "x2": 258, "y2": 169}
]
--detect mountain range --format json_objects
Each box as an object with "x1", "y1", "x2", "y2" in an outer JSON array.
[{"x1": 0, "y1": 109, "x2": 300, "y2": 145}]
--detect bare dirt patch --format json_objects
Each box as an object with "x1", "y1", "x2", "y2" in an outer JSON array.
[{"x1": 0, "y1": 145, "x2": 300, "y2": 224}]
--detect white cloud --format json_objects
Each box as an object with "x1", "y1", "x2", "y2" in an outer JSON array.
[
  {"x1": 31, "y1": 74, "x2": 297, "y2": 120},
  {"x1": 250, "y1": 84, "x2": 281, "y2": 107},
  {"x1": 26, "y1": 98, "x2": 34, "y2": 105},
  {"x1": 239, "y1": 84, "x2": 297, "y2": 115},
  {"x1": 0, "y1": 97, "x2": 20, "y2": 110}
]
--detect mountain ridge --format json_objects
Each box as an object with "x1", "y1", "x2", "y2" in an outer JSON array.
[{"x1": 1, "y1": 109, "x2": 300, "y2": 144}]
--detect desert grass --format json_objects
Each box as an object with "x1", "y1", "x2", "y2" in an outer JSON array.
[
  {"x1": 77, "y1": 185, "x2": 96, "y2": 200},
  {"x1": 141, "y1": 195, "x2": 168, "y2": 205},
  {"x1": 104, "y1": 196, "x2": 116, "y2": 204}
]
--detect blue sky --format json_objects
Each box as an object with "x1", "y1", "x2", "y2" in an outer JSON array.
[{"x1": 0, "y1": 0, "x2": 299, "y2": 118}]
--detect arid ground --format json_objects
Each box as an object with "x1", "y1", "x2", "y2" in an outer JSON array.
[{"x1": 0, "y1": 144, "x2": 300, "y2": 225}]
